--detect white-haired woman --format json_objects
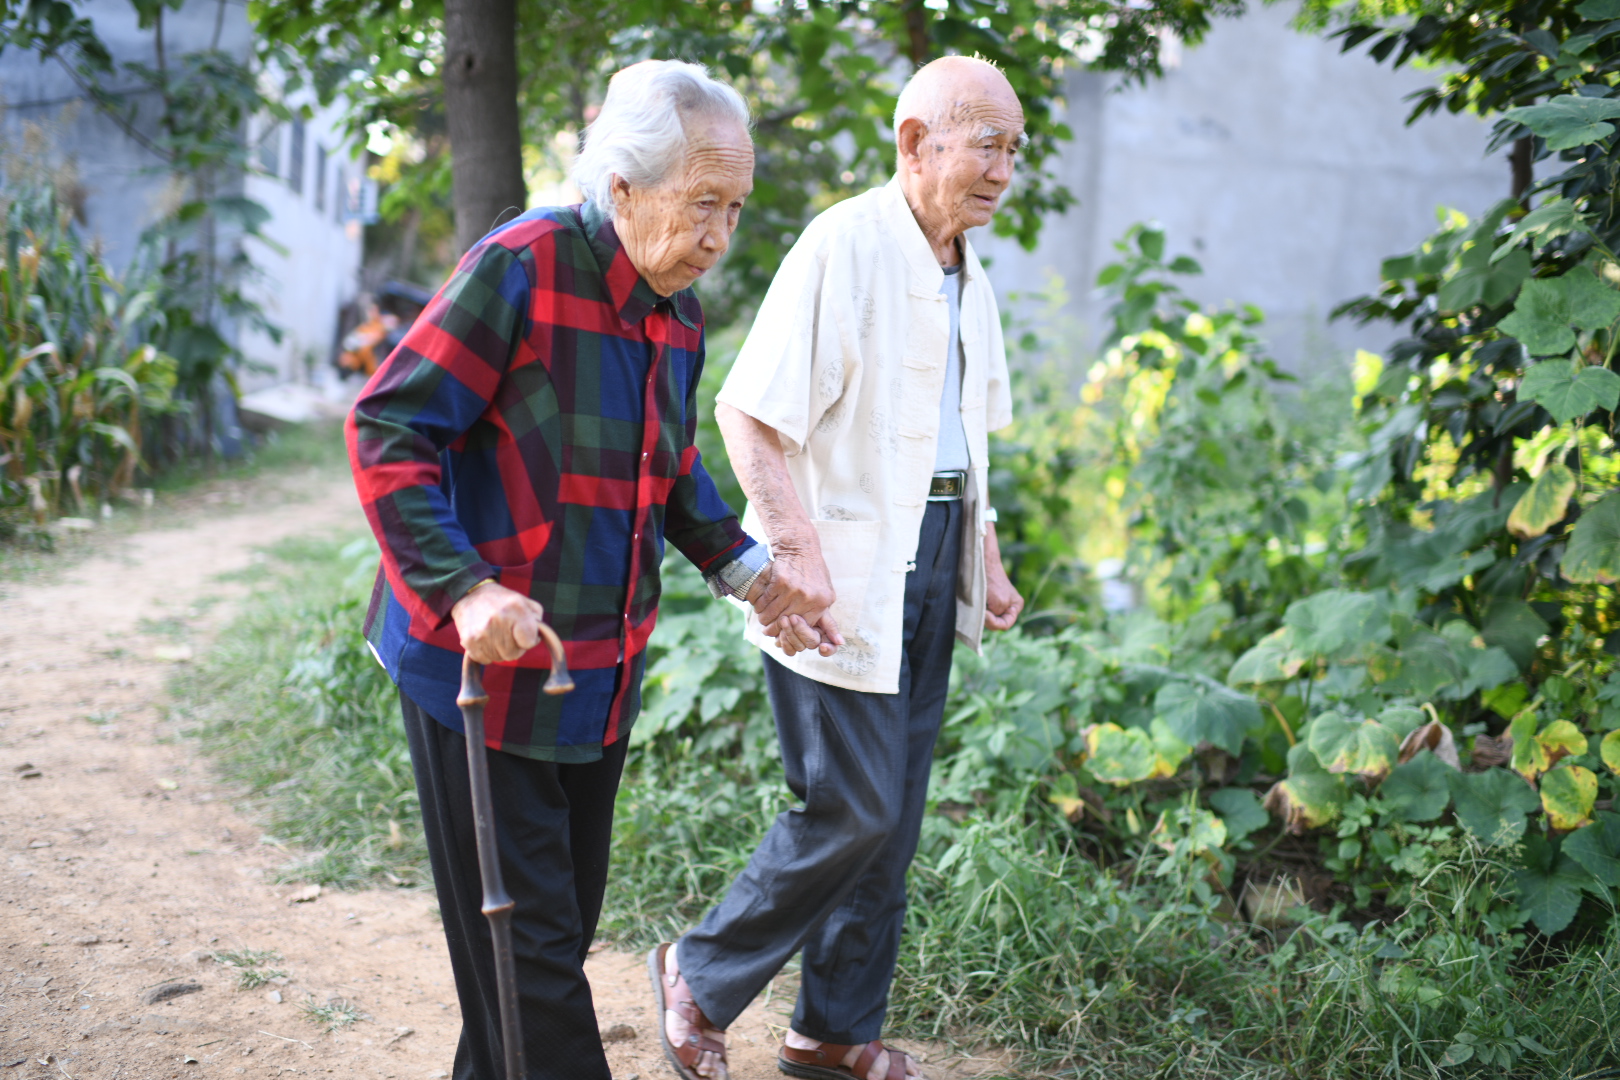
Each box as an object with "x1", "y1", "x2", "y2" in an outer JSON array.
[{"x1": 347, "y1": 59, "x2": 828, "y2": 1079}]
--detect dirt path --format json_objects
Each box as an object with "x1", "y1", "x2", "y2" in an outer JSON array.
[{"x1": 0, "y1": 474, "x2": 995, "y2": 1080}]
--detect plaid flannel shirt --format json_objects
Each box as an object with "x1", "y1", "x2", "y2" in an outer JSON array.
[{"x1": 347, "y1": 201, "x2": 762, "y2": 762}]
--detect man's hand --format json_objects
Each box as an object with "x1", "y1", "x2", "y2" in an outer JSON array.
[
  {"x1": 984, "y1": 525, "x2": 1024, "y2": 632},
  {"x1": 745, "y1": 558, "x2": 842, "y2": 658},
  {"x1": 451, "y1": 582, "x2": 548, "y2": 664}
]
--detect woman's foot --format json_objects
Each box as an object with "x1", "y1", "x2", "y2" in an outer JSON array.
[
  {"x1": 782, "y1": 1032, "x2": 924, "y2": 1080},
  {"x1": 661, "y1": 942, "x2": 728, "y2": 1079}
]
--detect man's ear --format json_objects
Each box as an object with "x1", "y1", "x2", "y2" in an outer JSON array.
[{"x1": 896, "y1": 117, "x2": 928, "y2": 174}]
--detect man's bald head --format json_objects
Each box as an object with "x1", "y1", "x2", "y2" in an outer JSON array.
[
  {"x1": 892, "y1": 56, "x2": 1026, "y2": 257},
  {"x1": 894, "y1": 56, "x2": 1024, "y2": 148}
]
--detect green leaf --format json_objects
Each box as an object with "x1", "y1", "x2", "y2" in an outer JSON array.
[
  {"x1": 1147, "y1": 716, "x2": 1192, "y2": 778},
  {"x1": 1209, "y1": 787, "x2": 1269, "y2": 843},
  {"x1": 1602, "y1": 729, "x2": 1620, "y2": 774},
  {"x1": 1519, "y1": 361, "x2": 1620, "y2": 423},
  {"x1": 1264, "y1": 743, "x2": 1348, "y2": 834},
  {"x1": 1439, "y1": 234, "x2": 1531, "y2": 310},
  {"x1": 1154, "y1": 680, "x2": 1262, "y2": 756},
  {"x1": 1307, "y1": 711, "x2": 1401, "y2": 780},
  {"x1": 1481, "y1": 600, "x2": 1550, "y2": 671},
  {"x1": 1578, "y1": 0, "x2": 1620, "y2": 17},
  {"x1": 1084, "y1": 723, "x2": 1156, "y2": 786},
  {"x1": 1513, "y1": 834, "x2": 1590, "y2": 934},
  {"x1": 1380, "y1": 750, "x2": 1453, "y2": 823},
  {"x1": 1226, "y1": 627, "x2": 1304, "y2": 685},
  {"x1": 1448, "y1": 768, "x2": 1541, "y2": 846},
  {"x1": 1504, "y1": 95, "x2": 1620, "y2": 151},
  {"x1": 1540, "y1": 765, "x2": 1599, "y2": 830},
  {"x1": 1499, "y1": 197, "x2": 1590, "y2": 257},
  {"x1": 1508, "y1": 462, "x2": 1577, "y2": 538},
  {"x1": 1511, "y1": 709, "x2": 1550, "y2": 781},
  {"x1": 1282, "y1": 590, "x2": 1393, "y2": 658},
  {"x1": 1563, "y1": 811, "x2": 1620, "y2": 886},
  {"x1": 1562, "y1": 491, "x2": 1620, "y2": 584}
]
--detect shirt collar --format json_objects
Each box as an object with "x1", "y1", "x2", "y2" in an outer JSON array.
[
  {"x1": 879, "y1": 176, "x2": 979, "y2": 288},
  {"x1": 579, "y1": 200, "x2": 702, "y2": 330}
]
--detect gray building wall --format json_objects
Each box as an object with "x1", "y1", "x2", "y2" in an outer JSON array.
[
  {"x1": 0, "y1": 0, "x2": 361, "y2": 392},
  {"x1": 971, "y1": 2, "x2": 1509, "y2": 373}
]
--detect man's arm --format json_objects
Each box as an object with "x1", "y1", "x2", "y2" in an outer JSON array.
[
  {"x1": 716, "y1": 403, "x2": 843, "y2": 657},
  {"x1": 983, "y1": 522, "x2": 1023, "y2": 631}
]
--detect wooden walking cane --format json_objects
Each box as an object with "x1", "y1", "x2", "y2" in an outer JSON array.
[{"x1": 457, "y1": 620, "x2": 575, "y2": 1080}]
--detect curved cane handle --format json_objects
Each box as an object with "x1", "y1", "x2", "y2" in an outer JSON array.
[{"x1": 533, "y1": 620, "x2": 574, "y2": 695}]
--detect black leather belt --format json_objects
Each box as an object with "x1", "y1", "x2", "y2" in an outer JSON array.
[{"x1": 928, "y1": 471, "x2": 965, "y2": 500}]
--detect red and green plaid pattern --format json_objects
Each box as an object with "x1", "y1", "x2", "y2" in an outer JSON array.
[{"x1": 347, "y1": 201, "x2": 755, "y2": 762}]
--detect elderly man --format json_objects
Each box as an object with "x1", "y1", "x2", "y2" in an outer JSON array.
[
  {"x1": 650, "y1": 57, "x2": 1025, "y2": 1080},
  {"x1": 349, "y1": 60, "x2": 823, "y2": 1080}
]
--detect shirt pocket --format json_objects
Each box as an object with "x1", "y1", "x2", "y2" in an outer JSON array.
[{"x1": 811, "y1": 518, "x2": 882, "y2": 631}]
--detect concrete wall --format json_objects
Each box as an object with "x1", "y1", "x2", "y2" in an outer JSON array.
[
  {"x1": 0, "y1": 0, "x2": 362, "y2": 392},
  {"x1": 970, "y1": 2, "x2": 1509, "y2": 373}
]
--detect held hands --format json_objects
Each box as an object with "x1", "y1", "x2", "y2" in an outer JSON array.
[
  {"x1": 450, "y1": 581, "x2": 548, "y2": 664},
  {"x1": 745, "y1": 555, "x2": 843, "y2": 658}
]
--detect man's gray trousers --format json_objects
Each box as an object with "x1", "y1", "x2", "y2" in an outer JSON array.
[{"x1": 679, "y1": 499, "x2": 963, "y2": 1046}]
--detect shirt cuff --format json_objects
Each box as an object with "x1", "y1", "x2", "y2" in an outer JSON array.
[{"x1": 703, "y1": 540, "x2": 769, "y2": 600}]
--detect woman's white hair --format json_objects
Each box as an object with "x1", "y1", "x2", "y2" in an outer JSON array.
[{"x1": 573, "y1": 60, "x2": 751, "y2": 216}]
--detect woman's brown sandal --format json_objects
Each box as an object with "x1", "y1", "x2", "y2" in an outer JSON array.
[
  {"x1": 778, "y1": 1039, "x2": 911, "y2": 1080},
  {"x1": 648, "y1": 943, "x2": 727, "y2": 1079}
]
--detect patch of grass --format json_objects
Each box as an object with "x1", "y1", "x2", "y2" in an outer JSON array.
[
  {"x1": 299, "y1": 996, "x2": 366, "y2": 1032},
  {"x1": 211, "y1": 948, "x2": 287, "y2": 990},
  {"x1": 179, "y1": 532, "x2": 429, "y2": 889}
]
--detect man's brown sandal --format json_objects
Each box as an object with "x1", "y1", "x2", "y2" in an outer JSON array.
[
  {"x1": 778, "y1": 1039, "x2": 912, "y2": 1080},
  {"x1": 648, "y1": 943, "x2": 727, "y2": 1079}
]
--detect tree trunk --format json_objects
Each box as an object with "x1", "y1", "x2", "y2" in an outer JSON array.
[
  {"x1": 1511, "y1": 136, "x2": 1534, "y2": 205},
  {"x1": 443, "y1": 0, "x2": 526, "y2": 256}
]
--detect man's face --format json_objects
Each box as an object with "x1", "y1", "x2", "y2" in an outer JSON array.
[
  {"x1": 613, "y1": 116, "x2": 754, "y2": 297},
  {"x1": 908, "y1": 84, "x2": 1025, "y2": 237}
]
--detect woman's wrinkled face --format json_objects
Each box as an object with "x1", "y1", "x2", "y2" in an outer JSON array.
[{"x1": 612, "y1": 116, "x2": 754, "y2": 297}]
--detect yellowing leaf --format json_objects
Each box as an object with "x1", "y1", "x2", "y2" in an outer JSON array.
[
  {"x1": 1048, "y1": 792, "x2": 1086, "y2": 822},
  {"x1": 1264, "y1": 744, "x2": 1349, "y2": 834},
  {"x1": 1600, "y1": 729, "x2": 1620, "y2": 775},
  {"x1": 1307, "y1": 711, "x2": 1400, "y2": 781},
  {"x1": 1083, "y1": 723, "x2": 1157, "y2": 786},
  {"x1": 1510, "y1": 710, "x2": 1550, "y2": 781},
  {"x1": 1537, "y1": 719, "x2": 1587, "y2": 767},
  {"x1": 1507, "y1": 462, "x2": 1577, "y2": 538},
  {"x1": 1540, "y1": 765, "x2": 1599, "y2": 830},
  {"x1": 1147, "y1": 717, "x2": 1192, "y2": 779}
]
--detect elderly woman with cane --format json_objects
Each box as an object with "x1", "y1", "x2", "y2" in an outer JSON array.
[{"x1": 347, "y1": 60, "x2": 837, "y2": 1080}]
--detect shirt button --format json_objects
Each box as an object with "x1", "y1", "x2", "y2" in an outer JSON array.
[{"x1": 641, "y1": 452, "x2": 649, "y2": 460}]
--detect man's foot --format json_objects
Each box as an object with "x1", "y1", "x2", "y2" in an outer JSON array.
[
  {"x1": 657, "y1": 941, "x2": 728, "y2": 1079},
  {"x1": 780, "y1": 1033, "x2": 924, "y2": 1080}
]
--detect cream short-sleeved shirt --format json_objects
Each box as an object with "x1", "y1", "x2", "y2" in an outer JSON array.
[{"x1": 717, "y1": 177, "x2": 1014, "y2": 694}]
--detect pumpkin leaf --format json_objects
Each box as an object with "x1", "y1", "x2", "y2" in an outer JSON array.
[
  {"x1": 1227, "y1": 627, "x2": 1304, "y2": 685},
  {"x1": 1513, "y1": 833, "x2": 1591, "y2": 935},
  {"x1": 1147, "y1": 716, "x2": 1192, "y2": 779},
  {"x1": 1519, "y1": 360, "x2": 1620, "y2": 423},
  {"x1": 1307, "y1": 711, "x2": 1401, "y2": 781},
  {"x1": 1540, "y1": 765, "x2": 1599, "y2": 830},
  {"x1": 1508, "y1": 462, "x2": 1578, "y2": 538},
  {"x1": 1380, "y1": 750, "x2": 1454, "y2": 823},
  {"x1": 1448, "y1": 767, "x2": 1541, "y2": 846},
  {"x1": 1511, "y1": 710, "x2": 1551, "y2": 781},
  {"x1": 1282, "y1": 590, "x2": 1393, "y2": 659},
  {"x1": 1537, "y1": 719, "x2": 1587, "y2": 767},
  {"x1": 1264, "y1": 743, "x2": 1349, "y2": 834},
  {"x1": 1209, "y1": 787, "x2": 1269, "y2": 843},
  {"x1": 1601, "y1": 729, "x2": 1620, "y2": 775},
  {"x1": 1154, "y1": 680, "x2": 1262, "y2": 756},
  {"x1": 1562, "y1": 491, "x2": 1620, "y2": 585},
  {"x1": 1563, "y1": 811, "x2": 1620, "y2": 886},
  {"x1": 1083, "y1": 723, "x2": 1157, "y2": 786}
]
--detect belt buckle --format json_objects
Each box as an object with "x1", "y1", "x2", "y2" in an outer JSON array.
[{"x1": 928, "y1": 471, "x2": 964, "y2": 500}]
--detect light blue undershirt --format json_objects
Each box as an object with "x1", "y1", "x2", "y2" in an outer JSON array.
[{"x1": 934, "y1": 264, "x2": 970, "y2": 472}]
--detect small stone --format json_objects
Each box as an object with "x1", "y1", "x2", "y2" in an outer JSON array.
[
  {"x1": 27, "y1": 840, "x2": 51, "y2": 849},
  {"x1": 601, "y1": 1023, "x2": 637, "y2": 1043},
  {"x1": 155, "y1": 779, "x2": 179, "y2": 791},
  {"x1": 17, "y1": 770, "x2": 42, "y2": 780},
  {"x1": 265, "y1": 990, "x2": 282, "y2": 1004},
  {"x1": 73, "y1": 935, "x2": 101, "y2": 946},
  {"x1": 141, "y1": 981, "x2": 203, "y2": 1005}
]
